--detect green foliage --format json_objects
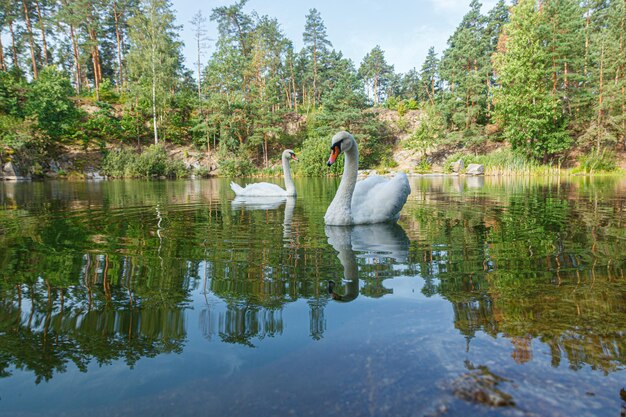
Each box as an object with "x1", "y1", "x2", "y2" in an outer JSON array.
[
  {"x1": 101, "y1": 145, "x2": 188, "y2": 178},
  {"x1": 414, "y1": 158, "x2": 431, "y2": 173},
  {"x1": 574, "y1": 150, "x2": 618, "y2": 174},
  {"x1": 194, "y1": 166, "x2": 212, "y2": 178},
  {"x1": 218, "y1": 157, "x2": 256, "y2": 177},
  {"x1": 298, "y1": 135, "x2": 343, "y2": 177},
  {"x1": 442, "y1": 148, "x2": 563, "y2": 175},
  {"x1": 96, "y1": 79, "x2": 121, "y2": 103},
  {"x1": 358, "y1": 45, "x2": 394, "y2": 106},
  {"x1": 0, "y1": 71, "x2": 24, "y2": 116},
  {"x1": 404, "y1": 104, "x2": 445, "y2": 152},
  {"x1": 82, "y1": 103, "x2": 124, "y2": 147},
  {"x1": 25, "y1": 67, "x2": 81, "y2": 142},
  {"x1": 492, "y1": 0, "x2": 572, "y2": 162},
  {"x1": 0, "y1": 114, "x2": 35, "y2": 152},
  {"x1": 0, "y1": 0, "x2": 622, "y2": 176},
  {"x1": 127, "y1": 0, "x2": 184, "y2": 144}
]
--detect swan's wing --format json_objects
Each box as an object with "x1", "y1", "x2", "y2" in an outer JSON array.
[
  {"x1": 234, "y1": 182, "x2": 287, "y2": 197},
  {"x1": 351, "y1": 175, "x2": 388, "y2": 209},
  {"x1": 351, "y1": 173, "x2": 411, "y2": 224}
]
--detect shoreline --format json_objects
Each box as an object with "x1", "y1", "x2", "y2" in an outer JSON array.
[{"x1": 2, "y1": 169, "x2": 624, "y2": 182}]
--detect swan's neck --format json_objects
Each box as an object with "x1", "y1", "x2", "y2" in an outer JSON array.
[
  {"x1": 325, "y1": 145, "x2": 358, "y2": 225},
  {"x1": 282, "y1": 155, "x2": 296, "y2": 196}
]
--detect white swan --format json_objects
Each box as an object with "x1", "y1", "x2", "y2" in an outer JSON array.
[
  {"x1": 324, "y1": 131, "x2": 410, "y2": 225},
  {"x1": 230, "y1": 149, "x2": 298, "y2": 197}
]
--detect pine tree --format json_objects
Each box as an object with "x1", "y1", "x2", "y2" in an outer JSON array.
[
  {"x1": 302, "y1": 8, "x2": 331, "y2": 107},
  {"x1": 540, "y1": 0, "x2": 585, "y2": 115},
  {"x1": 439, "y1": 0, "x2": 487, "y2": 130},
  {"x1": 581, "y1": 0, "x2": 626, "y2": 152},
  {"x1": 420, "y1": 46, "x2": 439, "y2": 105},
  {"x1": 493, "y1": 0, "x2": 571, "y2": 162},
  {"x1": 358, "y1": 45, "x2": 394, "y2": 106}
]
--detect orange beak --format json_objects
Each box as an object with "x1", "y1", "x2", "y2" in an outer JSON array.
[
  {"x1": 291, "y1": 154, "x2": 299, "y2": 161},
  {"x1": 327, "y1": 146, "x2": 340, "y2": 166}
]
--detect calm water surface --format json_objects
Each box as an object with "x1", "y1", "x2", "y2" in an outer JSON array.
[{"x1": 0, "y1": 176, "x2": 625, "y2": 417}]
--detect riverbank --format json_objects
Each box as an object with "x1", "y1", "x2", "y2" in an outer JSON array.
[
  {"x1": 2, "y1": 141, "x2": 624, "y2": 181},
  {"x1": 2, "y1": 108, "x2": 625, "y2": 181}
]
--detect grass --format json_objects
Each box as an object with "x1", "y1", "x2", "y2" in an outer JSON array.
[{"x1": 444, "y1": 149, "x2": 564, "y2": 176}]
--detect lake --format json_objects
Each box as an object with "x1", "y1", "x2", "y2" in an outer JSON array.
[{"x1": 0, "y1": 176, "x2": 625, "y2": 417}]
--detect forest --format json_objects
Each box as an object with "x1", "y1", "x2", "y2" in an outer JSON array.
[{"x1": 0, "y1": 0, "x2": 624, "y2": 178}]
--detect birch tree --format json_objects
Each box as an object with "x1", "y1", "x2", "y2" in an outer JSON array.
[{"x1": 127, "y1": 0, "x2": 182, "y2": 145}]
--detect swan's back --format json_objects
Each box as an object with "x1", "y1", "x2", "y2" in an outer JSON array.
[
  {"x1": 230, "y1": 181, "x2": 289, "y2": 197},
  {"x1": 351, "y1": 173, "x2": 411, "y2": 224}
]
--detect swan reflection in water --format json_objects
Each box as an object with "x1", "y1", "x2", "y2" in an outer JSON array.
[
  {"x1": 325, "y1": 223, "x2": 410, "y2": 302},
  {"x1": 231, "y1": 195, "x2": 296, "y2": 242},
  {"x1": 231, "y1": 195, "x2": 291, "y2": 211}
]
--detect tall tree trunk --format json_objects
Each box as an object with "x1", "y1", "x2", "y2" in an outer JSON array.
[
  {"x1": 8, "y1": 19, "x2": 19, "y2": 71},
  {"x1": 373, "y1": 74, "x2": 378, "y2": 106},
  {"x1": 22, "y1": 0, "x2": 38, "y2": 79},
  {"x1": 152, "y1": 43, "x2": 158, "y2": 145},
  {"x1": 597, "y1": 43, "x2": 604, "y2": 154},
  {"x1": 552, "y1": 55, "x2": 557, "y2": 93},
  {"x1": 88, "y1": 26, "x2": 102, "y2": 100},
  {"x1": 0, "y1": 34, "x2": 5, "y2": 71},
  {"x1": 113, "y1": 2, "x2": 124, "y2": 92},
  {"x1": 290, "y1": 59, "x2": 297, "y2": 111},
  {"x1": 564, "y1": 60, "x2": 571, "y2": 114},
  {"x1": 584, "y1": 2, "x2": 590, "y2": 85},
  {"x1": 312, "y1": 36, "x2": 317, "y2": 107},
  {"x1": 486, "y1": 74, "x2": 491, "y2": 116},
  {"x1": 69, "y1": 23, "x2": 82, "y2": 93},
  {"x1": 619, "y1": 6, "x2": 626, "y2": 148},
  {"x1": 34, "y1": 0, "x2": 48, "y2": 65}
]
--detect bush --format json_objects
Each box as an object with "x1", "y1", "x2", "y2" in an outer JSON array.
[
  {"x1": 218, "y1": 157, "x2": 256, "y2": 177},
  {"x1": 297, "y1": 135, "x2": 344, "y2": 177},
  {"x1": 101, "y1": 145, "x2": 188, "y2": 178},
  {"x1": 443, "y1": 148, "x2": 543, "y2": 175},
  {"x1": 82, "y1": 102, "x2": 124, "y2": 147},
  {"x1": 574, "y1": 150, "x2": 618, "y2": 174},
  {"x1": 194, "y1": 166, "x2": 212, "y2": 178},
  {"x1": 25, "y1": 67, "x2": 81, "y2": 141},
  {"x1": 404, "y1": 104, "x2": 445, "y2": 153}
]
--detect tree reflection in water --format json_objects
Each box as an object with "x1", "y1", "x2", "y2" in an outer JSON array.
[
  {"x1": 408, "y1": 177, "x2": 626, "y2": 374},
  {"x1": 0, "y1": 176, "x2": 625, "y2": 386}
]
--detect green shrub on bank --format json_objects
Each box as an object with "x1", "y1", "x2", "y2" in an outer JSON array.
[
  {"x1": 404, "y1": 104, "x2": 445, "y2": 152},
  {"x1": 219, "y1": 157, "x2": 256, "y2": 177},
  {"x1": 444, "y1": 148, "x2": 547, "y2": 175},
  {"x1": 101, "y1": 145, "x2": 187, "y2": 178},
  {"x1": 297, "y1": 135, "x2": 344, "y2": 177},
  {"x1": 574, "y1": 150, "x2": 618, "y2": 174}
]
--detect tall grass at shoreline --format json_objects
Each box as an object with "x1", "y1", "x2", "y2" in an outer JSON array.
[{"x1": 445, "y1": 149, "x2": 621, "y2": 176}]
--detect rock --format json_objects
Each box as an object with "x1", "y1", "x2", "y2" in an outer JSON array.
[
  {"x1": 466, "y1": 163, "x2": 485, "y2": 175},
  {"x1": 2, "y1": 161, "x2": 31, "y2": 181},
  {"x1": 452, "y1": 159, "x2": 464, "y2": 173},
  {"x1": 450, "y1": 367, "x2": 515, "y2": 407},
  {"x1": 48, "y1": 160, "x2": 60, "y2": 173},
  {"x1": 85, "y1": 170, "x2": 105, "y2": 180}
]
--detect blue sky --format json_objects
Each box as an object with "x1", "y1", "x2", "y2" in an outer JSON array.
[{"x1": 172, "y1": 0, "x2": 500, "y2": 75}]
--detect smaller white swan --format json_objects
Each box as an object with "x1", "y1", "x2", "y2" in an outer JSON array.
[
  {"x1": 324, "y1": 131, "x2": 410, "y2": 225},
  {"x1": 230, "y1": 149, "x2": 298, "y2": 197}
]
